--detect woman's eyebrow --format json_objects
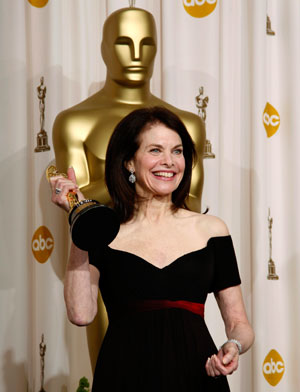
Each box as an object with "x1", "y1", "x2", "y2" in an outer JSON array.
[{"x1": 146, "y1": 143, "x2": 183, "y2": 148}]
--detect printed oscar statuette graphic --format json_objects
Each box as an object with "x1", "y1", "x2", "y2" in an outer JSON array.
[
  {"x1": 46, "y1": 165, "x2": 120, "y2": 250},
  {"x1": 267, "y1": 208, "x2": 279, "y2": 280},
  {"x1": 35, "y1": 76, "x2": 50, "y2": 152},
  {"x1": 266, "y1": 15, "x2": 275, "y2": 36},
  {"x1": 39, "y1": 334, "x2": 46, "y2": 392},
  {"x1": 195, "y1": 86, "x2": 215, "y2": 159}
]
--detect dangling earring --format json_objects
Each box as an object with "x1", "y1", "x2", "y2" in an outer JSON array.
[{"x1": 128, "y1": 169, "x2": 136, "y2": 184}]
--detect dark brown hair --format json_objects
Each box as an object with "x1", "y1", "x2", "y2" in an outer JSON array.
[{"x1": 105, "y1": 106, "x2": 196, "y2": 223}]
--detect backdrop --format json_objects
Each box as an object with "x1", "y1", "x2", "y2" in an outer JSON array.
[{"x1": 1, "y1": 0, "x2": 299, "y2": 391}]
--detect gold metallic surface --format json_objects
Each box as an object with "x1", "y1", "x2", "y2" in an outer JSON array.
[
  {"x1": 52, "y1": 7, "x2": 205, "y2": 369},
  {"x1": 46, "y1": 165, "x2": 62, "y2": 181},
  {"x1": 46, "y1": 165, "x2": 78, "y2": 209},
  {"x1": 53, "y1": 7, "x2": 205, "y2": 210}
]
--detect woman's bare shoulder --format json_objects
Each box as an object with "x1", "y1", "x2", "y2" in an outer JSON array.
[
  {"x1": 177, "y1": 210, "x2": 229, "y2": 237},
  {"x1": 198, "y1": 214, "x2": 229, "y2": 237}
]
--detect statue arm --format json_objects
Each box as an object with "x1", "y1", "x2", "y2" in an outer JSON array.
[
  {"x1": 180, "y1": 113, "x2": 206, "y2": 213},
  {"x1": 52, "y1": 112, "x2": 111, "y2": 204},
  {"x1": 80, "y1": 181, "x2": 111, "y2": 206},
  {"x1": 52, "y1": 112, "x2": 90, "y2": 189},
  {"x1": 187, "y1": 156, "x2": 204, "y2": 213}
]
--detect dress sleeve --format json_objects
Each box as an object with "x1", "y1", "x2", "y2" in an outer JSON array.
[{"x1": 210, "y1": 236, "x2": 241, "y2": 293}]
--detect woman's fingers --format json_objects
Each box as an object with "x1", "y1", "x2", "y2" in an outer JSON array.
[
  {"x1": 67, "y1": 166, "x2": 77, "y2": 183},
  {"x1": 208, "y1": 355, "x2": 224, "y2": 377},
  {"x1": 49, "y1": 175, "x2": 79, "y2": 211},
  {"x1": 48, "y1": 168, "x2": 86, "y2": 211},
  {"x1": 211, "y1": 354, "x2": 224, "y2": 375},
  {"x1": 205, "y1": 351, "x2": 239, "y2": 377},
  {"x1": 205, "y1": 358, "x2": 214, "y2": 377},
  {"x1": 206, "y1": 355, "x2": 222, "y2": 377}
]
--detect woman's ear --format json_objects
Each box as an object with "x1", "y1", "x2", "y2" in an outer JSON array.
[{"x1": 125, "y1": 160, "x2": 134, "y2": 172}]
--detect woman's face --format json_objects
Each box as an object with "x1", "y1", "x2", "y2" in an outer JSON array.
[{"x1": 127, "y1": 123, "x2": 185, "y2": 199}]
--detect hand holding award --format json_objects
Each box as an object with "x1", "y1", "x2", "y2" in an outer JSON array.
[{"x1": 46, "y1": 165, "x2": 120, "y2": 251}]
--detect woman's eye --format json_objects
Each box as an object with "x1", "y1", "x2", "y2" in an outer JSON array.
[
  {"x1": 173, "y1": 149, "x2": 183, "y2": 155},
  {"x1": 150, "y1": 148, "x2": 160, "y2": 153}
]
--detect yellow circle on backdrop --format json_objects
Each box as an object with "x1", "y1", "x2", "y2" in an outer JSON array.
[
  {"x1": 262, "y1": 349, "x2": 285, "y2": 387},
  {"x1": 263, "y1": 102, "x2": 280, "y2": 138},
  {"x1": 32, "y1": 225, "x2": 54, "y2": 263},
  {"x1": 183, "y1": 0, "x2": 217, "y2": 18},
  {"x1": 28, "y1": 0, "x2": 49, "y2": 8}
]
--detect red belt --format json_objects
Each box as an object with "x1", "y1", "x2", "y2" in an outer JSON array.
[{"x1": 128, "y1": 300, "x2": 204, "y2": 318}]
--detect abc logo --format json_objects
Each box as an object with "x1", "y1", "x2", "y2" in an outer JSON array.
[
  {"x1": 263, "y1": 102, "x2": 280, "y2": 137},
  {"x1": 183, "y1": 0, "x2": 217, "y2": 18},
  {"x1": 28, "y1": 0, "x2": 49, "y2": 7},
  {"x1": 32, "y1": 226, "x2": 54, "y2": 263},
  {"x1": 262, "y1": 349, "x2": 285, "y2": 386}
]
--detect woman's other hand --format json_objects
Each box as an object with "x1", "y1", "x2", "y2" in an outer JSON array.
[
  {"x1": 205, "y1": 341, "x2": 239, "y2": 377},
  {"x1": 49, "y1": 167, "x2": 85, "y2": 212}
]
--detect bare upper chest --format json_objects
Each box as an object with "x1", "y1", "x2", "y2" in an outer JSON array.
[{"x1": 109, "y1": 221, "x2": 209, "y2": 269}]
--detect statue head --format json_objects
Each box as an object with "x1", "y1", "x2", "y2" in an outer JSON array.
[{"x1": 101, "y1": 8, "x2": 157, "y2": 86}]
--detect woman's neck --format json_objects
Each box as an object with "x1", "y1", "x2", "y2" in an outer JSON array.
[{"x1": 132, "y1": 195, "x2": 175, "y2": 223}]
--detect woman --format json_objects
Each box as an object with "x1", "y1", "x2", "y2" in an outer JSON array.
[{"x1": 50, "y1": 107, "x2": 254, "y2": 391}]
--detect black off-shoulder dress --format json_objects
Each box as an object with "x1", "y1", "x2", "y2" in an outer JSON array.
[{"x1": 88, "y1": 235, "x2": 241, "y2": 392}]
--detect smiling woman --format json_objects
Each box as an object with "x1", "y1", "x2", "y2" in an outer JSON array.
[
  {"x1": 50, "y1": 106, "x2": 254, "y2": 391},
  {"x1": 125, "y1": 124, "x2": 185, "y2": 198},
  {"x1": 105, "y1": 106, "x2": 196, "y2": 223}
]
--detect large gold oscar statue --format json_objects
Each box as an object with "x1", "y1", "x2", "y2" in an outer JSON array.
[{"x1": 52, "y1": 7, "x2": 205, "y2": 370}]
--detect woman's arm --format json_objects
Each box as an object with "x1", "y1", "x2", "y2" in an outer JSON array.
[
  {"x1": 49, "y1": 167, "x2": 100, "y2": 326},
  {"x1": 205, "y1": 285, "x2": 254, "y2": 377},
  {"x1": 64, "y1": 243, "x2": 100, "y2": 326}
]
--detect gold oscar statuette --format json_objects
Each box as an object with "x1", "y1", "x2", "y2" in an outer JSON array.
[
  {"x1": 35, "y1": 77, "x2": 50, "y2": 153},
  {"x1": 52, "y1": 7, "x2": 205, "y2": 213},
  {"x1": 266, "y1": 15, "x2": 275, "y2": 36},
  {"x1": 39, "y1": 334, "x2": 46, "y2": 392},
  {"x1": 267, "y1": 208, "x2": 279, "y2": 280},
  {"x1": 195, "y1": 87, "x2": 215, "y2": 159},
  {"x1": 46, "y1": 165, "x2": 120, "y2": 250}
]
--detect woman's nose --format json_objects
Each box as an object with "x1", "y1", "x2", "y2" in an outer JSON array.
[{"x1": 161, "y1": 151, "x2": 174, "y2": 167}]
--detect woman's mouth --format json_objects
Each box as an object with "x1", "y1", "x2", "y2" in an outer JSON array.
[{"x1": 153, "y1": 171, "x2": 175, "y2": 178}]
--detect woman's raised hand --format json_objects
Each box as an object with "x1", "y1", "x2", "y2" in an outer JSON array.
[{"x1": 49, "y1": 167, "x2": 85, "y2": 212}]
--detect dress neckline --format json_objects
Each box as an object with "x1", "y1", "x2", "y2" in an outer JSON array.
[{"x1": 108, "y1": 235, "x2": 231, "y2": 271}]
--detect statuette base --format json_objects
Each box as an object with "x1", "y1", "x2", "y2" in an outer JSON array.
[
  {"x1": 267, "y1": 259, "x2": 279, "y2": 280},
  {"x1": 69, "y1": 200, "x2": 120, "y2": 251},
  {"x1": 203, "y1": 139, "x2": 215, "y2": 159},
  {"x1": 35, "y1": 130, "x2": 50, "y2": 152}
]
